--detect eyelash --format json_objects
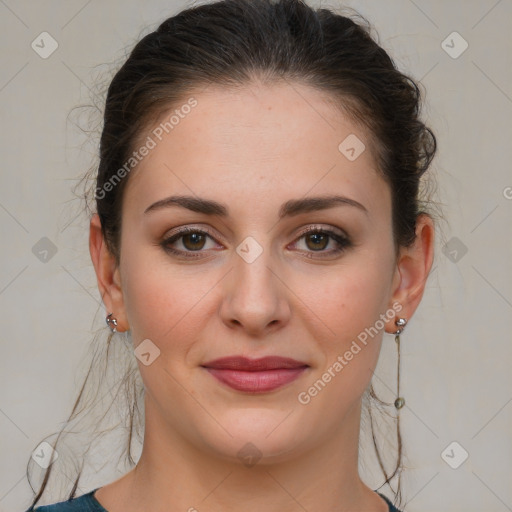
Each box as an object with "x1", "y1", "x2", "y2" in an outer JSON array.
[{"x1": 160, "y1": 225, "x2": 352, "y2": 260}]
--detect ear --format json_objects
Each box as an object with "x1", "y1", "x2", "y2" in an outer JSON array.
[
  {"x1": 386, "y1": 214, "x2": 435, "y2": 332},
  {"x1": 89, "y1": 213, "x2": 129, "y2": 332}
]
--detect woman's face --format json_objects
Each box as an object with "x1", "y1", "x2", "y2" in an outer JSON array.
[{"x1": 113, "y1": 81, "x2": 404, "y2": 462}]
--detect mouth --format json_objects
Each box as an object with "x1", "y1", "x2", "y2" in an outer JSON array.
[{"x1": 201, "y1": 356, "x2": 309, "y2": 393}]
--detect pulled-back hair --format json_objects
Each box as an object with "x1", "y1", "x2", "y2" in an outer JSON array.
[{"x1": 26, "y1": 1, "x2": 437, "y2": 510}]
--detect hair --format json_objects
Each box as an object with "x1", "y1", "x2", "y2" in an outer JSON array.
[{"x1": 26, "y1": 1, "x2": 438, "y2": 510}]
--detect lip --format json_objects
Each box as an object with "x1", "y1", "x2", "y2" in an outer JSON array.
[{"x1": 201, "y1": 356, "x2": 309, "y2": 393}]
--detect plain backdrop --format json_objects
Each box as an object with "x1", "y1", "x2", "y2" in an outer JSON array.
[{"x1": 1, "y1": 1, "x2": 511, "y2": 511}]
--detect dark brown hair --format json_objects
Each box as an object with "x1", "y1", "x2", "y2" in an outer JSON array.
[{"x1": 26, "y1": 0, "x2": 437, "y2": 510}]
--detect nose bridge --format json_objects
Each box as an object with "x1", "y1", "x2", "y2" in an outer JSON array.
[
  {"x1": 221, "y1": 233, "x2": 289, "y2": 332},
  {"x1": 234, "y1": 234, "x2": 279, "y2": 302}
]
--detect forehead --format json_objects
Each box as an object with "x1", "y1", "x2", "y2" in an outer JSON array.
[{"x1": 123, "y1": 81, "x2": 389, "y2": 219}]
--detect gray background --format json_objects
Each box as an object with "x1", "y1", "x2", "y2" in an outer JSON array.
[{"x1": 1, "y1": 1, "x2": 511, "y2": 511}]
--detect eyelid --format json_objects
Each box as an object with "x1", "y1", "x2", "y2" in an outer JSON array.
[
  {"x1": 295, "y1": 224, "x2": 348, "y2": 238},
  {"x1": 164, "y1": 224, "x2": 225, "y2": 243}
]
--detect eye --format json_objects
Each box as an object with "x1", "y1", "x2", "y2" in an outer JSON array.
[
  {"x1": 160, "y1": 225, "x2": 352, "y2": 259},
  {"x1": 161, "y1": 227, "x2": 220, "y2": 258},
  {"x1": 290, "y1": 226, "x2": 352, "y2": 258}
]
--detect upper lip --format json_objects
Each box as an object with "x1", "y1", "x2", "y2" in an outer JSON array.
[{"x1": 201, "y1": 356, "x2": 309, "y2": 371}]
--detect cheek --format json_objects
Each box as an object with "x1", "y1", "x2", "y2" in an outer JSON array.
[
  {"x1": 120, "y1": 244, "x2": 218, "y2": 347},
  {"x1": 292, "y1": 255, "x2": 392, "y2": 400},
  {"x1": 294, "y1": 259, "x2": 392, "y2": 336},
  {"x1": 295, "y1": 267, "x2": 388, "y2": 418},
  {"x1": 120, "y1": 243, "x2": 179, "y2": 337}
]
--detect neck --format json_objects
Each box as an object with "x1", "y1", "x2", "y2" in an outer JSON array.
[{"x1": 97, "y1": 396, "x2": 388, "y2": 512}]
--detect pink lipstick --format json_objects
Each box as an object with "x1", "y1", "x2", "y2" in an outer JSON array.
[{"x1": 201, "y1": 356, "x2": 309, "y2": 393}]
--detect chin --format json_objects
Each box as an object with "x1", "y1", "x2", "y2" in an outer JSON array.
[{"x1": 198, "y1": 408, "x2": 310, "y2": 465}]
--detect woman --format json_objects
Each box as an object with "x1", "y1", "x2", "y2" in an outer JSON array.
[{"x1": 25, "y1": 0, "x2": 437, "y2": 510}]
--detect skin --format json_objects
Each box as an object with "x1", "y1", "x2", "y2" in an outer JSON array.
[{"x1": 89, "y1": 80, "x2": 434, "y2": 512}]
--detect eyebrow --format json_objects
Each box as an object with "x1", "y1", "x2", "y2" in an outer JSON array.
[{"x1": 144, "y1": 194, "x2": 368, "y2": 218}]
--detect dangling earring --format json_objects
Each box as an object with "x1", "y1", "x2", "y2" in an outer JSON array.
[
  {"x1": 392, "y1": 317, "x2": 407, "y2": 410},
  {"x1": 106, "y1": 312, "x2": 118, "y2": 333}
]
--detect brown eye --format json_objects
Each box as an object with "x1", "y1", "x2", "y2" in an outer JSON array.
[
  {"x1": 304, "y1": 232, "x2": 329, "y2": 251},
  {"x1": 292, "y1": 227, "x2": 352, "y2": 259},
  {"x1": 181, "y1": 232, "x2": 207, "y2": 251},
  {"x1": 161, "y1": 227, "x2": 219, "y2": 258}
]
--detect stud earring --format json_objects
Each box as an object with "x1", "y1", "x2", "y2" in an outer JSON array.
[{"x1": 106, "y1": 312, "x2": 118, "y2": 333}]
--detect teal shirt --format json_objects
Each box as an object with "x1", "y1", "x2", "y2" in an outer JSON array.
[{"x1": 26, "y1": 487, "x2": 405, "y2": 511}]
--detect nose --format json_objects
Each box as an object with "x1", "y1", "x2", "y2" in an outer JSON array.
[{"x1": 219, "y1": 241, "x2": 291, "y2": 337}]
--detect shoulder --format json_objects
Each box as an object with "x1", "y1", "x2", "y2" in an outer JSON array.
[
  {"x1": 25, "y1": 489, "x2": 106, "y2": 512},
  {"x1": 375, "y1": 491, "x2": 406, "y2": 512}
]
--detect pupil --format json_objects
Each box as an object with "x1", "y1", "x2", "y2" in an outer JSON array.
[
  {"x1": 185, "y1": 233, "x2": 204, "y2": 250},
  {"x1": 308, "y1": 233, "x2": 327, "y2": 250}
]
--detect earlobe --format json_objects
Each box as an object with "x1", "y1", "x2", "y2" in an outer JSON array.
[
  {"x1": 89, "y1": 214, "x2": 129, "y2": 332},
  {"x1": 387, "y1": 214, "x2": 435, "y2": 326}
]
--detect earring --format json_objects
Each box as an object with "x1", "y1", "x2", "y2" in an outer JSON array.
[
  {"x1": 106, "y1": 312, "x2": 118, "y2": 333},
  {"x1": 392, "y1": 318, "x2": 407, "y2": 410}
]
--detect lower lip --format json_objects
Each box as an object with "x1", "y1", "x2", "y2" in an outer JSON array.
[{"x1": 203, "y1": 367, "x2": 308, "y2": 393}]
